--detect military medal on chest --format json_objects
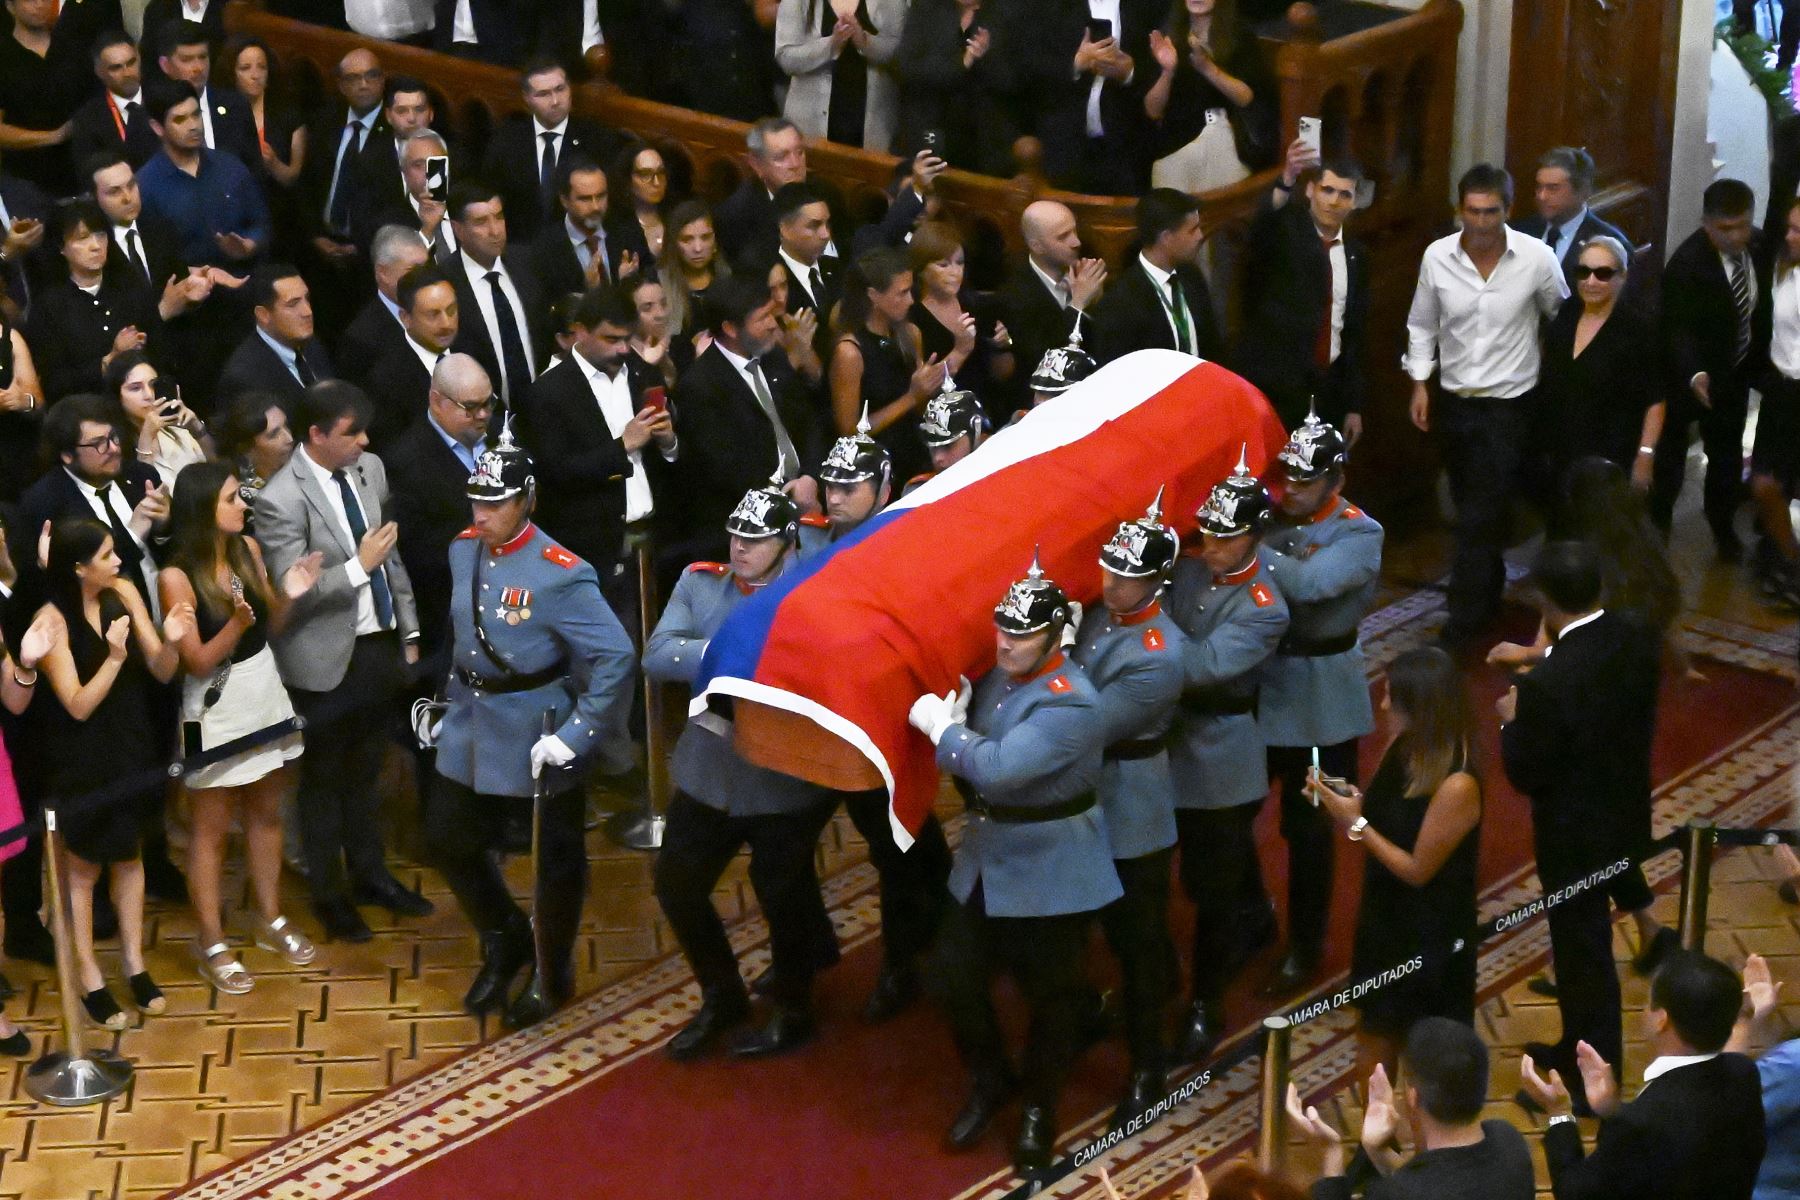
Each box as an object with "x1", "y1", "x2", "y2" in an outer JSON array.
[{"x1": 498, "y1": 585, "x2": 533, "y2": 624}]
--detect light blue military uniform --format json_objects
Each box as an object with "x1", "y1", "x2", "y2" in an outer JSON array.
[
  {"x1": 1258, "y1": 498, "x2": 1383, "y2": 748},
  {"x1": 1068, "y1": 602, "x2": 1186, "y2": 860},
  {"x1": 643, "y1": 559, "x2": 819, "y2": 817},
  {"x1": 436, "y1": 523, "x2": 636, "y2": 797},
  {"x1": 1165, "y1": 552, "x2": 1291, "y2": 809},
  {"x1": 937, "y1": 658, "x2": 1123, "y2": 918},
  {"x1": 795, "y1": 513, "x2": 840, "y2": 560}
]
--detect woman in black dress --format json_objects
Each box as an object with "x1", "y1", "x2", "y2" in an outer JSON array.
[
  {"x1": 828, "y1": 246, "x2": 946, "y2": 484},
  {"x1": 1307, "y1": 646, "x2": 1482, "y2": 1081},
  {"x1": 0, "y1": 308, "x2": 45, "y2": 501},
  {"x1": 1143, "y1": 0, "x2": 1278, "y2": 191},
  {"x1": 28, "y1": 198, "x2": 163, "y2": 404},
  {"x1": 223, "y1": 35, "x2": 306, "y2": 254},
  {"x1": 908, "y1": 221, "x2": 1015, "y2": 424},
  {"x1": 35, "y1": 517, "x2": 191, "y2": 1030}
]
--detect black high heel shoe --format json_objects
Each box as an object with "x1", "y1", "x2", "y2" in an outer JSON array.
[
  {"x1": 0, "y1": 1028, "x2": 29, "y2": 1056},
  {"x1": 82, "y1": 986, "x2": 126, "y2": 1030}
]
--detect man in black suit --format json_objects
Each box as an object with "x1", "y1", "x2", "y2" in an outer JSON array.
[
  {"x1": 338, "y1": 224, "x2": 428, "y2": 384},
  {"x1": 1090, "y1": 188, "x2": 1220, "y2": 365},
  {"x1": 155, "y1": 20, "x2": 260, "y2": 169},
  {"x1": 773, "y1": 181, "x2": 840, "y2": 362},
  {"x1": 353, "y1": 130, "x2": 457, "y2": 257},
  {"x1": 364, "y1": 262, "x2": 460, "y2": 448},
  {"x1": 715, "y1": 118, "x2": 851, "y2": 265},
  {"x1": 1028, "y1": 0, "x2": 1159, "y2": 195},
  {"x1": 1522, "y1": 950, "x2": 1766, "y2": 1200},
  {"x1": 217, "y1": 264, "x2": 337, "y2": 411},
  {"x1": 441, "y1": 180, "x2": 545, "y2": 406},
  {"x1": 1235, "y1": 142, "x2": 1370, "y2": 437},
  {"x1": 1499, "y1": 541, "x2": 1661, "y2": 1113},
  {"x1": 999, "y1": 201, "x2": 1108, "y2": 399},
  {"x1": 352, "y1": 76, "x2": 440, "y2": 222},
  {"x1": 69, "y1": 31, "x2": 160, "y2": 172},
  {"x1": 1650, "y1": 178, "x2": 1769, "y2": 558},
  {"x1": 294, "y1": 48, "x2": 390, "y2": 343},
  {"x1": 482, "y1": 58, "x2": 619, "y2": 243},
  {"x1": 671, "y1": 274, "x2": 828, "y2": 565},
  {"x1": 527, "y1": 153, "x2": 646, "y2": 300},
  {"x1": 434, "y1": 0, "x2": 531, "y2": 66},
  {"x1": 389, "y1": 352, "x2": 494, "y2": 684},
  {"x1": 1512, "y1": 146, "x2": 1632, "y2": 291}
]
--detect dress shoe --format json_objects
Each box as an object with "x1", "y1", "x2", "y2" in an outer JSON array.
[
  {"x1": 728, "y1": 1005, "x2": 815, "y2": 1057},
  {"x1": 1012, "y1": 1105, "x2": 1056, "y2": 1173},
  {"x1": 1173, "y1": 1000, "x2": 1220, "y2": 1064},
  {"x1": 312, "y1": 897, "x2": 374, "y2": 944},
  {"x1": 143, "y1": 856, "x2": 189, "y2": 905},
  {"x1": 353, "y1": 877, "x2": 435, "y2": 918},
  {"x1": 1780, "y1": 878, "x2": 1800, "y2": 905},
  {"x1": 1526, "y1": 975, "x2": 1560, "y2": 999},
  {"x1": 861, "y1": 960, "x2": 921, "y2": 1024},
  {"x1": 1109, "y1": 1067, "x2": 1165, "y2": 1132},
  {"x1": 465, "y1": 929, "x2": 532, "y2": 1016},
  {"x1": 4, "y1": 919, "x2": 54, "y2": 967},
  {"x1": 749, "y1": 963, "x2": 777, "y2": 997},
  {"x1": 946, "y1": 1075, "x2": 1014, "y2": 1151},
  {"x1": 504, "y1": 966, "x2": 572, "y2": 1029},
  {"x1": 1258, "y1": 948, "x2": 1319, "y2": 997},
  {"x1": 665, "y1": 988, "x2": 750, "y2": 1061},
  {"x1": 1631, "y1": 926, "x2": 1680, "y2": 975}
]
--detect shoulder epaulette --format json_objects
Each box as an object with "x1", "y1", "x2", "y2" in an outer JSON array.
[
  {"x1": 686, "y1": 561, "x2": 730, "y2": 575},
  {"x1": 1047, "y1": 675, "x2": 1072, "y2": 695},
  {"x1": 543, "y1": 546, "x2": 579, "y2": 568},
  {"x1": 1142, "y1": 627, "x2": 1165, "y2": 652},
  {"x1": 1250, "y1": 582, "x2": 1276, "y2": 608},
  {"x1": 1341, "y1": 503, "x2": 1364, "y2": 519},
  {"x1": 798, "y1": 513, "x2": 831, "y2": 528},
  {"x1": 455, "y1": 526, "x2": 481, "y2": 540}
]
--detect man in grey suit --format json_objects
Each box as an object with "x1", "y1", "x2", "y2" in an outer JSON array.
[{"x1": 255, "y1": 381, "x2": 434, "y2": 944}]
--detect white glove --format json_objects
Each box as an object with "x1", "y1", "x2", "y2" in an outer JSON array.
[
  {"x1": 951, "y1": 675, "x2": 972, "y2": 724},
  {"x1": 529, "y1": 733, "x2": 576, "y2": 778},
  {"x1": 1061, "y1": 600, "x2": 1083, "y2": 648},
  {"x1": 409, "y1": 697, "x2": 444, "y2": 749},
  {"x1": 907, "y1": 690, "x2": 957, "y2": 745}
]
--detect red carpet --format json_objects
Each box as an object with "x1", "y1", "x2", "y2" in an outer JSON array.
[{"x1": 169, "y1": 606, "x2": 1799, "y2": 1200}]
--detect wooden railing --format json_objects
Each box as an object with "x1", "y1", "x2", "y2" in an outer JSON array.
[{"x1": 229, "y1": 0, "x2": 1463, "y2": 516}]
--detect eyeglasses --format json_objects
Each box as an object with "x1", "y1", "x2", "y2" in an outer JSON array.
[
  {"x1": 1573, "y1": 265, "x2": 1619, "y2": 281},
  {"x1": 448, "y1": 395, "x2": 497, "y2": 415},
  {"x1": 76, "y1": 433, "x2": 122, "y2": 451},
  {"x1": 633, "y1": 167, "x2": 667, "y2": 180}
]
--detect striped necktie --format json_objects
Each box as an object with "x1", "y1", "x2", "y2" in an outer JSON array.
[{"x1": 1730, "y1": 254, "x2": 1753, "y2": 364}]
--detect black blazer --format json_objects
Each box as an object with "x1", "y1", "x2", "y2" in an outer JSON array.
[
  {"x1": 387, "y1": 416, "x2": 477, "y2": 672},
  {"x1": 441, "y1": 248, "x2": 548, "y2": 397},
  {"x1": 714, "y1": 174, "x2": 854, "y2": 265},
  {"x1": 526, "y1": 214, "x2": 651, "y2": 301},
  {"x1": 141, "y1": 0, "x2": 226, "y2": 50},
  {"x1": 481, "y1": 114, "x2": 621, "y2": 242},
  {"x1": 1660, "y1": 225, "x2": 1772, "y2": 393},
  {"x1": 1499, "y1": 610, "x2": 1661, "y2": 884},
  {"x1": 215, "y1": 332, "x2": 336, "y2": 409},
  {"x1": 670, "y1": 343, "x2": 829, "y2": 562},
  {"x1": 336, "y1": 296, "x2": 411, "y2": 386},
  {"x1": 1089, "y1": 255, "x2": 1220, "y2": 365},
  {"x1": 361, "y1": 341, "x2": 436, "y2": 451},
  {"x1": 998, "y1": 256, "x2": 1084, "y2": 390},
  {"x1": 1542, "y1": 1053, "x2": 1765, "y2": 1200},
  {"x1": 68, "y1": 92, "x2": 161, "y2": 173},
  {"x1": 0, "y1": 173, "x2": 51, "y2": 318},
  {"x1": 297, "y1": 103, "x2": 391, "y2": 243},
  {"x1": 102, "y1": 214, "x2": 187, "y2": 296},
  {"x1": 1513, "y1": 208, "x2": 1634, "y2": 291},
  {"x1": 1027, "y1": 0, "x2": 1161, "y2": 192},
  {"x1": 1234, "y1": 198, "x2": 1370, "y2": 427},
  {"x1": 15, "y1": 460, "x2": 165, "y2": 590},
  {"x1": 351, "y1": 129, "x2": 410, "y2": 220},
  {"x1": 193, "y1": 86, "x2": 264, "y2": 172},
  {"x1": 517, "y1": 353, "x2": 669, "y2": 578},
  {"x1": 780, "y1": 252, "x2": 842, "y2": 321},
  {"x1": 26, "y1": 276, "x2": 164, "y2": 403}
]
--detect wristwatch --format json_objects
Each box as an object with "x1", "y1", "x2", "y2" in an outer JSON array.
[{"x1": 1346, "y1": 816, "x2": 1369, "y2": 842}]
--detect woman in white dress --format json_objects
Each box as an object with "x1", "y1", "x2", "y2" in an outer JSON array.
[
  {"x1": 105, "y1": 351, "x2": 212, "y2": 489},
  {"x1": 158, "y1": 461, "x2": 321, "y2": 995}
]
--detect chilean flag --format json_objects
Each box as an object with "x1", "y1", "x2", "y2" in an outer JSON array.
[{"x1": 692, "y1": 351, "x2": 1288, "y2": 847}]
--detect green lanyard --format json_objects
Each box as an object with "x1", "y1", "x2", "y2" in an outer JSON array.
[{"x1": 1152, "y1": 268, "x2": 1194, "y2": 355}]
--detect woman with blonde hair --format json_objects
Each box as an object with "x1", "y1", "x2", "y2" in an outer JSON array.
[{"x1": 661, "y1": 200, "x2": 730, "y2": 340}]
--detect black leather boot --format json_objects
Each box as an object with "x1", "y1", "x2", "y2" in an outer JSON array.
[
  {"x1": 464, "y1": 927, "x2": 532, "y2": 1016},
  {"x1": 665, "y1": 986, "x2": 751, "y2": 1061}
]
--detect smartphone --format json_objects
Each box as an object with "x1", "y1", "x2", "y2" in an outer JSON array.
[
  {"x1": 1085, "y1": 17, "x2": 1113, "y2": 42},
  {"x1": 920, "y1": 128, "x2": 944, "y2": 156},
  {"x1": 642, "y1": 385, "x2": 668, "y2": 415},
  {"x1": 1298, "y1": 115, "x2": 1323, "y2": 157},
  {"x1": 425, "y1": 155, "x2": 450, "y2": 204}
]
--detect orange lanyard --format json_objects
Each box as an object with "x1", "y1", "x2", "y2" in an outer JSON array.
[{"x1": 105, "y1": 91, "x2": 126, "y2": 142}]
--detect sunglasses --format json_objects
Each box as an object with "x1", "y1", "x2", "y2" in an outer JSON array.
[{"x1": 1573, "y1": 265, "x2": 1619, "y2": 281}]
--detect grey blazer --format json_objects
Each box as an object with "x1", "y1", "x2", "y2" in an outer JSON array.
[
  {"x1": 775, "y1": 0, "x2": 905, "y2": 153},
  {"x1": 254, "y1": 450, "x2": 419, "y2": 693}
]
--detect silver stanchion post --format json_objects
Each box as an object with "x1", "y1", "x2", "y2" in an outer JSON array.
[
  {"x1": 606, "y1": 535, "x2": 666, "y2": 850},
  {"x1": 1677, "y1": 819, "x2": 1716, "y2": 952},
  {"x1": 25, "y1": 807, "x2": 132, "y2": 1106},
  {"x1": 1257, "y1": 1015, "x2": 1292, "y2": 1173}
]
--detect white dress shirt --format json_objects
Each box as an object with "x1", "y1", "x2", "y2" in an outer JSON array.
[
  {"x1": 256, "y1": 326, "x2": 306, "y2": 386},
  {"x1": 1403, "y1": 224, "x2": 1568, "y2": 397},
  {"x1": 1543, "y1": 608, "x2": 1604, "y2": 658},
  {"x1": 453, "y1": 0, "x2": 477, "y2": 43},
  {"x1": 535, "y1": 117, "x2": 569, "y2": 178},
  {"x1": 1543, "y1": 206, "x2": 1588, "y2": 263},
  {"x1": 716, "y1": 342, "x2": 800, "y2": 478},
  {"x1": 1138, "y1": 254, "x2": 1195, "y2": 355},
  {"x1": 779, "y1": 246, "x2": 823, "y2": 307},
  {"x1": 1319, "y1": 221, "x2": 1348, "y2": 363},
  {"x1": 406, "y1": 332, "x2": 445, "y2": 378},
  {"x1": 575, "y1": 354, "x2": 676, "y2": 523},
  {"x1": 459, "y1": 249, "x2": 535, "y2": 396},
  {"x1": 567, "y1": 215, "x2": 607, "y2": 281},
  {"x1": 1773, "y1": 267, "x2": 1800, "y2": 381},
  {"x1": 581, "y1": 0, "x2": 605, "y2": 51},
  {"x1": 181, "y1": 0, "x2": 212, "y2": 18},
  {"x1": 410, "y1": 192, "x2": 457, "y2": 254},
  {"x1": 67, "y1": 468, "x2": 159, "y2": 614},
  {"x1": 1640, "y1": 1052, "x2": 1719, "y2": 1090},
  {"x1": 1084, "y1": 0, "x2": 1125, "y2": 138},
  {"x1": 197, "y1": 85, "x2": 218, "y2": 151},
  {"x1": 111, "y1": 221, "x2": 152, "y2": 284},
  {"x1": 294, "y1": 446, "x2": 385, "y2": 636}
]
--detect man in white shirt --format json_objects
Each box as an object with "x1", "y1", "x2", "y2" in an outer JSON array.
[
  {"x1": 446, "y1": 181, "x2": 542, "y2": 406},
  {"x1": 1405, "y1": 163, "x2": 1566, "y2": 647}
]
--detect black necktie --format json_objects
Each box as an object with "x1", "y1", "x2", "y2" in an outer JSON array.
[
  {"x1": 485, "y1": 268, "x2": 532, "y2": 400},
  {"x1": 327, "y1": 119, "x2": 361, "y2": 232},
  {"x1": 539, "y1": 131, "x2": 558, "y2": 202},
  {"x1": 1731, "y1": 254, "x2": 1753, "y2": 364},
  {"x1": 92, "y1": 483, "x2": 141, "y2": 576},
  {"x1": 809, "y1": 265, "x2": 825, "y2": 306},
  {"x1": 125, "y1": 228, "x2": 150, "y2": 286},
  {"x1": 294, "y1": 348, "x2": 317, "y2": 387},
  {"x1": 331, "y1": 469, "x2": 394, "y2": 628},
  {"x1": 125, "y1": 101, "x2": 143, "y2": 132}
]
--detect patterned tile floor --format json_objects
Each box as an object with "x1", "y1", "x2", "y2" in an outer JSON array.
[{"x1": 0, "y1": 479, "x2": 1794, "y2": 1200}]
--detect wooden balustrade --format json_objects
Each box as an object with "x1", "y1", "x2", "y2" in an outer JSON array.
[{"x1": 228, "y1": 0, "x2": 1462, "y2": 518}]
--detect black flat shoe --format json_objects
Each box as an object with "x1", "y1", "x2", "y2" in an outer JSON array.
[
  {"x1": 665, "y1": 989, "x2": 750, "y2": 1061},
  {"x1": 312, "y1": 897, "x2": 374, "y2": 944},
  {"x1": 504, "y1": 966, "x2": 572, "y2": 1030},
  {"x1": 0, "y1": 1029, "x2": 28, "y2": 1056},
  {"x1": 861, "y1": 961, "x2": 920, "y2": 1025},
  {"x1": 947, "y1": 1075, "x2": 1014, "y2": 1151},
  {"x1": 353, "y1": 878, "x2": 435, "y2": 919},
  {"x1": 82, "y1": 986, "x2": 126, "y2": 1030},
  {"x1": 1173, "y1": 1000, "x2": 1219, "y2": 1064},
  {"x1": 728, "y1": 1006, "x2": 815, "y2": 1058},
  {"x1": 1526, "y1": 975, "x2": 1560, "y2": 999},
  {"x1": 127, "y1": 971, "x2": 165, "y2": 1015}
]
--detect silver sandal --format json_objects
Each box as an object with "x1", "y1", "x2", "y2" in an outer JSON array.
[
  {"x1": 253, "y1": 915, "x2": 316, "y2": 966},
  {"x1": 197, "y1": 941, "x2": 255, "y2": 995}
]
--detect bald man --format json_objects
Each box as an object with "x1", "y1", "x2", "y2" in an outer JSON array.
[
  {"x1": 390, "y1": 352, "x2": 497, "y2": 679},
  {"x1": 1000, "y1": 201, "x2": 1108, "y2": 405}
]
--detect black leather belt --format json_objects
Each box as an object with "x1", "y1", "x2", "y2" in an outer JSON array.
[
  {"x1": 455, "y1": 662, "x2": 564, "y2": 694},
  {"x1": 1277, "y1": 629, "x2": 1358, "y2": 657},
  {"x1": 1180, "y1": 688, "x2": 1256, "y2": 717},
  {"x1": 1104, "y1": 737, "x2": 1164, "y2": 761},
  {"x1": 954, "y1": 778, "x2": 1097, "y2": 823}
]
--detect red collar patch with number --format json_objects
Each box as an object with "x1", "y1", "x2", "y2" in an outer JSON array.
[
  {"x1": 1250, "y1": 582, "x2": 1276, "y2": 608},
  {"x1": 543, "y1": 545, "x2": 578, "y2": 569},
  {"x1": 1047, "y1": 675, "x2": 1072, "y2": 694},
  {"x1": 1142, "y1": 626, "x2": 1165, "y2": 652}
]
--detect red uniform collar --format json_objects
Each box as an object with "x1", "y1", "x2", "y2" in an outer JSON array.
[
  {"x1": 1111, "y1": 598, "x2": 1162, "y2": 626},
  {"x1": 1013, "y1": 651, "x2": 1067, "y2": 683},
  {"x1": 1214, "y1": 555, "x2": 1261, "y2": 585},
  {"x1": 492, "y1": 522, "x2": 536, "y2": 556},
  {"x1": 1306, "y1": 499, "x2": 1340, "y2": 525}
]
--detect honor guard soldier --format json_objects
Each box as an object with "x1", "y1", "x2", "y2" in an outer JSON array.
[
  {"x1": 911, "y1": 555, "x2": 1121, "y2": 1172},
  {"x1": 905, "y1": 384, "x2": 987, "y2": 494},
  {"x1": 809, "y1": 407, "x2": 951, "y2": 1022},
  {"x1": 801, "y1": 405, "x2": 893, "y2": 558},
  {"x1": 1258, "y1": 409, "x2": 1383, "y2": 993},
  {"x1": 1164, "y1": 452, "x2": 1290, "y2": 1060},
  {"x1": 423, "y1": 424, "x2": 638, "y2": 1029},
  {"x1": 1027, "y1": 324, "x2": 1097, "y2": 409},
  {"x1": 648, "y1": 479, "x2": 842, "y2": 1059},
  {"x1": 1067, "y1": 492, "x2": 1189, "y2": 1129}
]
